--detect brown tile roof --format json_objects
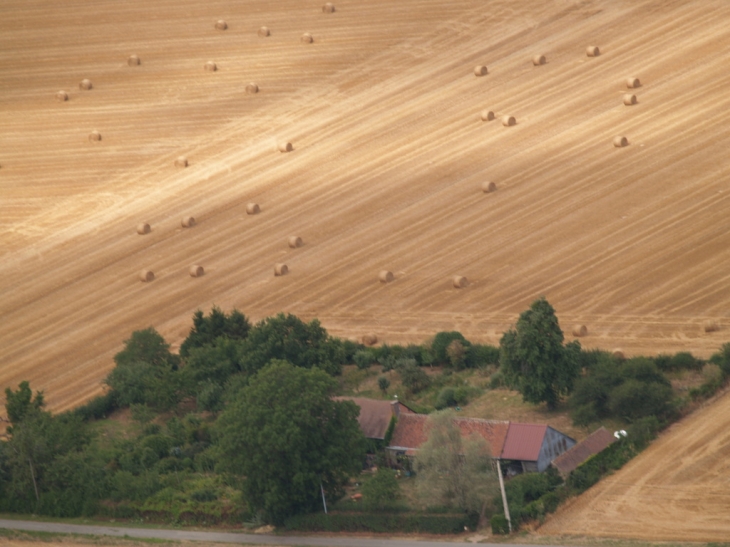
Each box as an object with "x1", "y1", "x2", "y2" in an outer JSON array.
[
  {"x1": 500, "y1": 423, "x2": 548, "y2": 461},
  {"x1": 552, "y1": 427, "x2": 616, "y2": 476},
  {"x1": 334, "y1": 397, "x2": 414, "y2": 440},
  {"x1": 388, "y1": 413, "x2": 510, "y2": 457}
]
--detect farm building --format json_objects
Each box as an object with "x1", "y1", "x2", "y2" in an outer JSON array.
[
  {"x1": 500, "y1": 423, "x2": 576, "y2": 473},
  {"x1": 385, "y1": 411, "x2": 575, "y2": 473},
  {"x1": 551, "y1": 426, "x2": 616, "y2": 477},
  {"x1": 335, "y1": 397, "x2": 415, "y2": 441}
]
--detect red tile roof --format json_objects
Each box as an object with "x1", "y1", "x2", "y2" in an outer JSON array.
[
  {"x1": 552, "y1": 427, "x2": 616, "y2": 476},
  {"x1": 500, "y1": 423, "x2": 548, "y2": 461},
  {"x1": 334, "y1": 397, "x2": 414, "y2": 440},
  {"x1": 388, "y1": 413, "x2": 509, "y2": 456}
]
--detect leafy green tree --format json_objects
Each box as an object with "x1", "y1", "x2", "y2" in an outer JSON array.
[
  {"x1": 180, "y1": 307, "x2": 250, "y2": 358},
  {"x1": 361, "y1": 468, "x2": 400, "y2": 510},
  {"x1": 238, "y1": 313, "x2": 345, "y2": 376},
  {"x1": 105, "y1": 328, "x2": 181, "y2": 410},
  {"x1": 499, "y1": 298, "x2": 580, "y2": 410},
  {"x1": 215, "y1": 360, "x2": 366, "y2": 524},
  {"x1": 431, "y1": 332, "x2": 470, "y2": 365},
  {"x1": 415, "y1": 410, "x2": 497, "y2": 518},
  {"x1": 4, "y1": 381, "x2": 45, "y2": 430}
]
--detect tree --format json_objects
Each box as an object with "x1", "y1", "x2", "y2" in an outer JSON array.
[
  {"x1": 238, "y1": 314, "x2": 345, "y2": 377},
  {"x1": 499, "y1": 297, "x2": 580, "y2": 410},
  {"x1": 180, "y1": 307, "x2": 250, "y2": 358},
  {"x1": 377, "y1": 376, "x2": 390, "y2": 393},
  {"x1": 4, "y1": 381, "x2": 45, "y2": 431},
  {"x1": 415, "y1": 410, "x2": 497, "y2": 519},
  {"x1": 215, "y1": 360, "x2": 366, "y2": 524},
  {"x1": 105, "y1": 328, "x2": 181, "y2": 410},
  {"x1": 397, "y1": 360, "x2": 431, "y2": 395}
]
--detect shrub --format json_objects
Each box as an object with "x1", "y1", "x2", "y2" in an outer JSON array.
[
  {"x1": 361, "y1": 469, "x2": 400, "y2": 510},
  {"x1": 608, "y1": 380, "x2": 673, "y2": 421},
  {"x1": 191, "y1": 488, "x2": 218, "y2": 502},
  {"x1": 432, "y1": 332, "x2": 470, "y2": 365},
  {"x1": 354, "y1": 350, "x2": 375, "y2": 370},
  {"x1": 466, "y1": 344, "x2": 500, "y2": 368},
  {"x1": 398, "y1": 362, "x2": 431, "y2": 394},
  {"x1": 378, "y1": 376, "x2": 390, "y2": 393},
  {"x1": 490, "y1": 513, "x2": 509, "y2": 535},
  {"x1": 73, "y1": 392, "x2": 117, "y2": 421},
  {"x1": 628, "y1": 415, "x2": 661, "y2": 450}
]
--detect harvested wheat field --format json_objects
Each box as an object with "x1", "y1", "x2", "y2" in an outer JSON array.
[
  {"x1": 539, "y1": 388, "x2": 730, "y2": 542},
  {"x1": 1, "y1": 0, "x2": 730, "y2": 420}
]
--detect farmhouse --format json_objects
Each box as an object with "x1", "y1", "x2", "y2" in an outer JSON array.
[
  {"x1": 335, "y1": 397, "x2": 415, "y2": 441},
  {"x1": 385, "y1": 411, "x2": 575, "y2": 473}
]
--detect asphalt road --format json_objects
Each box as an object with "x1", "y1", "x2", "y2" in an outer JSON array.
[{"x1": 0, "y1": 518, "x2": 550, "y2": 547}]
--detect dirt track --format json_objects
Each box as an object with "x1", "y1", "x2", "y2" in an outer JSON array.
[{"x1": 2, "y1": 0, "x2": 730, "y2": 415}]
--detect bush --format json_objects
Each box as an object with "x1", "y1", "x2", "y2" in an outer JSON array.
[
  {"x1": 354, "y1": 350, "x2": 375, "y2": 370},
  {"x1": 466, "y1": 344, "x2": 500, "y2": 368},
  {"x1": 398, "y1": 362, "x2": 431, "y2": 395},
  {"x1": 361, "y1": 469, "x2": 400, "y2": 511},
  {"x1": 73, "y1": 392, "x2": 117, "y2": 421},
  {"x1": 608, "y1": 380, "x2": 673, "y2": 421},
  {"x1": 490, "y1": 514, "x2": 509, "y2": 535},
  {"x1": 377, "y1": 376, "x2": 390, "y2": 393},
  {"x1": 432, "y1": 332, "x2": 470, "y2": 365},
  {"x1": 628, "y1": 415, "x2": 661, "y2": 450},
  {"x1": 191, "y1": 488, "x2": 218, "y2": 502}
]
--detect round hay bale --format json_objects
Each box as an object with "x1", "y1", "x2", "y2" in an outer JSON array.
[
  {"x1": 623, "y1": 93, "x2": 637, "y2": 105},
  {"x1": 174, "y1": 156, "x2": 188, "y2": 168},
  {"x1": 79, "y1": 78, "x2": 93, "y2": 90},
  {"x1": 612, "y1": 349, "x2": 625, "y2": 360},
  {"x1": 204, "y1": 61, "x2": 217, "y2": 72},
  {"x1": 626, "y1": 77, "x2": 641, "y2": 89},
  {"x1": 215, "y1": 19, "x2": 228, "y2": 30},
  {"x1": 56, "y1": 90, "x2": 68, "y2": 102},
  {"x1": 274, "y1": 263, "x2": 288, "y2": 276},
  {"x1": 322, "y1": 3, "x2": 335, "y2": 13},
  {"x1": 136, "y1": 222, "x2": 151, "y2": 235},
  {"x1": 127, "y1": 54, "x2": 141, "y2": 66},
  {"x1": 502, "y1": 115, "x2": 516, "y2": 127},
  {"x1": 452, "y1": 275, "x2": 468, "y2": 288},
  {"x1": 139, "y1": 269, "x2": 154, "y2": 282},
  {"x1": 532, "y1": 54, "x2": 546, "y2": 66},
  {"x1": 189, "y1": 265, "x2": 204, "y2": 278},
  {"x1": 258, "y1": 26, "x2": 270, "y2": 37},
  {"x1": 361, "y1": 334, "x2": 378, "y2": 346},
  {"x1": 572, "y1": 325, "x2": 588, "y2": 337},
  {"x1": 181, "y1": 216, "x2": 195, "y2": 228},
  {"x1": 88, "y1": 130, "x2": 102, "y2": 142},
  {"x1": 379, "y1": 270, "x2": 394, "y2": 283},
  {"x1": 474, "y1": 65, "x2": 488, "y2": 77},
  {"x1": 245, "y1": 82, "x2": 259, "y2": 94},
  {"x1": 480, "y1": 109, "x2": 495, "y2": 121},
  {"x1": 704, "y1": 321, "x2": 720, "y2": 333},
  {"x1": 246, "y1": 203, "x2": 260, "y2": 215},
  {"x1": 301, "y1": 32, "x2": 313, "y2": 43},
  {"x1": 613, "y1": 135, "x2": 629, "y2": 148},
  {"x1": 288, "y1": 236, "x2": 303, "y2": 248},
  {"x1": 481, "y1": 181, "x2": 497, "y2": 193},
  {"x1": 278, "y1": 142, "x2": 293, "y2": 153},
  {"x1": 586, "y1": 45, "x2": 600, "y2": 57}
]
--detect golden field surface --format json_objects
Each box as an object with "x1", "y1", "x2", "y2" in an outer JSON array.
[
  {"x1": 539, "y1": 388, "x2": 730, "y2": 542},
  {"x1": 2, "y1": 0, "x2": 730, "y2": 419}
]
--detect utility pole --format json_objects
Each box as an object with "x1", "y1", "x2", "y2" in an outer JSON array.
[
  {"x1": 496, "y1": 460, "x2": 512, "y2": 533},
  {"x1": 320, "y1": 480, "x2": 328, "y2": 514}
]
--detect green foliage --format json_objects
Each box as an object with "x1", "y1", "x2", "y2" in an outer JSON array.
[
  {"x1": 191, "y1": 488, "x2": 218, "y2": 502},
  {"x1": 238, "y1": 314, "x2": 345, "y2": 377},
  {"x1": 354, "y1": 350, "x2": 375, "y2": 370},
  {"x1": 4, "y1": 381, "x2": 45, "y2": 427},
  {"x1": 105, "y1": 328, "x2": 181, "y2": 411},
  {"x1": 490, "y1": 513, "x2": 509, "y2": 534},
  {"x1": 383, "y1": 416, "x2": 397, "y2": 446},
  {"x1": 434, "y1": 386, "x2": 470, "y2": 410},
  {"x1": 710, "y1": 343, "x2": 730, "y2": 378},
  {"x1": 466, "y1": 344, "x2": 500, "y2": 368},
  {"x1": 499, "y1": 298, "x2": 581, "y2": 410},
  {"x1": 361, "y1": 469, "x2": 400, "y2": 510},
  {"x1": 416, "y1": 410, "x2": 497, "y2": 513},
  {"x1": 655, "y1": 351, "x2": 703, "y2": 372},
  {"x1": 627, "y1": 415, "x2": 661, "y2": 450},
  {"x1": 215, "y1": 360, "x2": 366, "y2": 524},
  {"x1": 432, "y1": 332, "x2": 470, "y2": 365},
  {"x1": 567, "y1": 439, "x2": 637, "y2": 493},
  {"x1": 377, "y1": 376, "x2": 390, "y2": 393},
  {"x1": 398, "y1": 361, "x2": 431, "y2": 395},
  {"x1": 72, "y1": 392, "x2": 117, "y2": 422},
  {"x1": 608, "y1": 379, "x2": 673, "y2": 421},
  {"x1": 284, "y1": 512, "x2": 478, "y2": 534},
  {"x1": 179, "y1": 307, "x2": 250, "y2": 358}
]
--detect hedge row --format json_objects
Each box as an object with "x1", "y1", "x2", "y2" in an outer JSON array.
[{"x1": 283, "y1": 511, "x2": 478, "y2": 534}]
